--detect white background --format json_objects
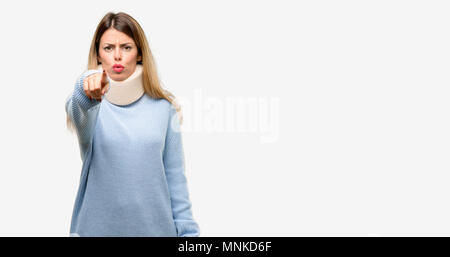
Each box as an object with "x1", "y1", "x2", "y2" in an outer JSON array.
[{"x1": 0, "y1": 0, "x2": 449, "y2": 236}]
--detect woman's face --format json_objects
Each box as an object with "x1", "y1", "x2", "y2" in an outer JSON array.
[{"x1": 98, "y1": 28, "x2": 142, "y2": 81}]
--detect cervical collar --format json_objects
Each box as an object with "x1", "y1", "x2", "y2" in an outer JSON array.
[{"x1": 97, "y1": 63, "x2": 145, "y2": 105}]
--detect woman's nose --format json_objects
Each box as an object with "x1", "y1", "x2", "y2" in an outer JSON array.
[{"x1": 114, "y1": 48, "x2": 121, "y2": 60}]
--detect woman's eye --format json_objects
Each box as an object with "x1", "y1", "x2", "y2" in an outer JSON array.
[{"x1": 103, "y1": 46, "x2": 131, "y2": 51}]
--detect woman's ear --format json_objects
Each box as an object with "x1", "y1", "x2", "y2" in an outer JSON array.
[{"x1": 137, "y1": 55, "x2": 142, "y2": 62}]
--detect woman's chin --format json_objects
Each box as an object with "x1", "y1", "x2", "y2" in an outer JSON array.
[{"x1": 111, "y1": 75, "x2": 127, "y2": 82}]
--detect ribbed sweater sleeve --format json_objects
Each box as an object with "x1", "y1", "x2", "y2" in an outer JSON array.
[
  {"x1": 65, "y1": 69, "x2": 110, "y2": 159},
  {"x1": 163, "y1": 105, "x2": 201, "y2": 237}
]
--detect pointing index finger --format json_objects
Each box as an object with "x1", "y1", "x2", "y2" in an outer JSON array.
[{"x1": 101, "y1": 69, "x2": 108, "y2": 84}]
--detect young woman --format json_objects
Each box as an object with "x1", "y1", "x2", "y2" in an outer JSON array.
[{"x1": 65, "y1": 12, "x2": 200, "y2": 237}]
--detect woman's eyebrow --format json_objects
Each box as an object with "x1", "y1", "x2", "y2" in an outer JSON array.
[{"x1": 103, "y1": 42, "x2": 134, "y2": 46}]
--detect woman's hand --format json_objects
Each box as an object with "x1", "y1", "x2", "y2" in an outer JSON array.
[{"x1": 83, "y1": 69, "x2": 109, "y2": 101}]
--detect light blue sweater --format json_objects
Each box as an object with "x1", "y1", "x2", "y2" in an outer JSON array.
[{"x1": 65, "y1": 69, "x2": 200, "y2": 237}]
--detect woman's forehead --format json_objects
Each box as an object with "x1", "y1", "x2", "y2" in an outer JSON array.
[{"x1": 100, "y1": 29, "x2": 135, "y2": 44}]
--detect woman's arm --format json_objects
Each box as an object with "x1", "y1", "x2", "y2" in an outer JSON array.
[
  {"x1": 65, "y1": 69, "x2": 110, "y2": 159},
  {"x1": 163, "y1": 105, "x2": 201, "y2": 237}
]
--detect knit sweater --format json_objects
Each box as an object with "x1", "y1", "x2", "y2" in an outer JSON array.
[{"x1": 65, "y1": 69, "x2": 200, "y2": 237}]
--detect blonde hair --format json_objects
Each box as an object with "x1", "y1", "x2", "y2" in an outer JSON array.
[{"x1": 66, "y1": 12, "x2": 182, "y2": 132}]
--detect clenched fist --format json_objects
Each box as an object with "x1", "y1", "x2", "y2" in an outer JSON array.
[{"x1": 83, "y1": 69, "x2": 109, "y2": 101}]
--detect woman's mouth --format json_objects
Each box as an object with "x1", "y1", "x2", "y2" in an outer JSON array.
[{"x1": 113, "y1": 64, "x2": 124, "y2": 73}]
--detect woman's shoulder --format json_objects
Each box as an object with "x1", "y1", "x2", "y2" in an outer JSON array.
[{"x1": 145, "y1": 95, "x2": 176, "y2": 113}]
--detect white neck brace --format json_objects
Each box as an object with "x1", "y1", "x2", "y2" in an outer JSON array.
[{"x1": 97, "y1": 63, "x2": 145, "y2": 106}]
